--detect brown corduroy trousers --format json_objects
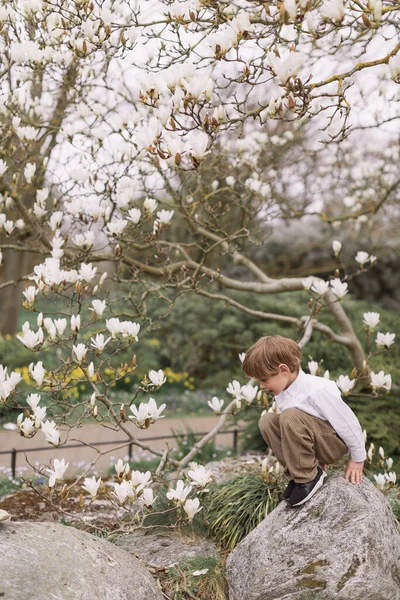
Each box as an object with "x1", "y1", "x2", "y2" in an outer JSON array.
[{"x1": 259, "y1": 408, "x2": 349, "y2": 483}]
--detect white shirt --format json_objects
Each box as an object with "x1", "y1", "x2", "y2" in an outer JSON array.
[{"x1": 275, "y1": 370, "x2": 367, "y2": 462}]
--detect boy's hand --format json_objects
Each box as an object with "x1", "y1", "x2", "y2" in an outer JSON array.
[{"x1": 345, "y1": 460, "x2": 364, "y2": 484}]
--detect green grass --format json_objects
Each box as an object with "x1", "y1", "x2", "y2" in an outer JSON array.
[
  {"x1": 162, "y1": 555, "x2": 228, "y2": 600},
  {"x1": 203, "y1": 472, "x2": 284, "y2": 550}
]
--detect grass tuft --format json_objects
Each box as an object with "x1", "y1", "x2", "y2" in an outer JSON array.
[
  {"x1": 203, "y1": 472, "x2": 284, "y2": 550},
  {"x1": 162, "y1": 555, "x2": 228, "y2": 600}
]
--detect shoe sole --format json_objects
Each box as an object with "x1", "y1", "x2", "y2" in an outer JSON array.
[{"x1": 289, "y1": 471, "x2": 327, "y2": 507}]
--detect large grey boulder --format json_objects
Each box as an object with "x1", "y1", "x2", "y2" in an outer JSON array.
[
  {"x1": 0, "y1": 521, "x2": 164, "y2": 600},
  {"x1": 114, "y1": 528, "x2": 219, "y2": 568},
  {"x1": 226, "y1": 474, "x2": 400, "y2": 600}
]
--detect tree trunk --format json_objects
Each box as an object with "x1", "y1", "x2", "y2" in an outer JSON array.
[{"x1": 0, "y1": 249, "x2": 31, "y2": 335}]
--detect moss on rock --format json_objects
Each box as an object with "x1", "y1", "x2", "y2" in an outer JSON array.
[{"x1": 337, "y1": 555, "x2": 361, "y2": 591}]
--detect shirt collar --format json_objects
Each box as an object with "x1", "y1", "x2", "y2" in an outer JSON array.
[{"x1": 277, "y1": 369, "x2": 306, "y2": 399}]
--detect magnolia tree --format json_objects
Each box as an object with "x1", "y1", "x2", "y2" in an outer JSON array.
[{"x1": 0, "y1": 0, "x2": 399, "y2": 522}]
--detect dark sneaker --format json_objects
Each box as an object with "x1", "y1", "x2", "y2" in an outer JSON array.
[
  {"x1": 287, "y1": 467, "x2": 327, "y2": 507},
  {"x1": 282, "y1": 479, "x2": 295, "y2": 501}
]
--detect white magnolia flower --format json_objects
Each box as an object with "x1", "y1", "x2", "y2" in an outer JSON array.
[
  {"x1": 386, "y1": 457, "x2": 393, "y2": 470},
  {"x1": 28, "y1": 361, "x2": 45, "y2": 386},
  {"x1": 127, "y1": 208, "x2": 141, "y2": 224},
  {"x1": 385, "y1": 472, "x2": 397, "y2": 485},
  {"x1": 26, "y1": 393, "x2": 41, "y2": 411},
  {"x1": 308, "y1": 361, "x2": 319, "y2": 376},
  {"x1": 0, "y1": 380, "x2": 13, "y2": 402},
  {"x1": 267, "y1": 51, "x2": 306, "y2": 84},
  {"x1": 183, "y1": 497, "x2": 202, "y2": 521},
  {"x1": 370, "y1": 371, "x2": 392, "y2": 392},
  {"x1": 147, "y1": 397, "x2": 166, "y2": 421},
  {"x1": 189, "y1": 132, "x2": 210, "y2": 161},
  {"x1": 128, "y1": 404, "x2": 151, "y2": 429},
  {"x1": 24, "y1": 162, "x2": 36, "y2": 183},
  {"x1": 19, "y1": 417, "x2": 36, "y2": 438},
  {"x1": 22, "y1": 286, "x2": 39, "y2": 304},
  {"x1": 41, "y1": 420, "x2": 60, "y2": 445},
  {"x1": 379, "y1": 446, "x2": 385, "y2": 459},
  {"x1": 120, "y1": 321, "x2": 140, "y2": 340},
  {"x1": 322, "y1": 0, "x2": 345, "y2": 20},
  {"x1": 49, "y1": 212, "x2": 63, "y2": 231},
  {"x1": 90, "y1": 299, "x2": 107, "y2": 317},
  {"x1": 240, "y1": 384, "x2": 258, "y2": 403},
  {"x1": 226, "y1": 380, "x2": 242, "y2": 400},
  {"x1": 148, "y1": 369, "x2": 166, "y2": 387},
  {"x1": 355, "y1": 251, "x2": 370, "y2": 267},
  {"x1": 33, "y1": 405, "x2": 47, "y2": 424},
  {"x1": 283, "y1": 0, "x2": 297, "y2": 18},
  {"x1": 323, "y1": 370, "x2": 330, "y2": 379},
  {"x1": 335, "y1": 375, "x2": 355, "y2": 394},
  {"x1": 90, "y1": 334, "x2": 111, "y2": 353},
  {"x1": 79, "y1": 263, "x2": 97, "y2": 282},
  {"x1": 47, "y1": 458, "x2": 69, "y2": 487},
  {"x1": 131, "y1": 470, "x2": 152, "y2": 488},
  {"x1": 73, "y1": 343, "x2": 87, "y2": 362},
  {"x1": 363, "y1": 312, "x2": 380, "y2": 330},
  {"x1": 72, "y1": 232, "x2": 95, "y2": 248},
  {"x1": 311, "y1": 280, "x2": 330, "y2": 296},
  {"x1": 113, "y1": 480, "x2": 134, "y2": 504},
  {"x1": 82, "y1": 476, "x2": 102, "y2": 498},
  {"x1": 139, "y1": 487, "x2": 155, "y2": 508},
  {"x1": 106, "y1": 317, "x2": 121, "y2": 338},
  {"x1": 362, "y1": 429, "x2": 367, "y2": 443},
  {"x1": 43, "y1": 318, "x2": 57, "y2": 340},
  {"x1": 115, "y1": 459, "x2": 128, "y2": 477},
  {"x1": 207, "y1": 396, "x2": 224, "y2": 414},
  {"x1": 6, "y1": 370, "x2": 21, "y2": 392},
  {"x1": 157, "y1": 209, "x2": 174, "y2": 225},
  {"x1": 71, "y1": 315, "x2": 81, "y2": 331},
  {"x1": 0, "y1": 159, "x2": 7, "y2": 176},
  {"x1": 166, "y1": 480, "x2": 192, "y2": 504},
  {"x1": 87, "y1": 362, "x2": 95, "y2": 379},
  {"x1": 187, "y1": 464, "x2": 213, "y2": 489},
  {"x1": 375, "y1": 332, "x2": 395, "y2": 348},
  {"x1": 17, "y1": 327, "x2": 42, "y2": 350},
  {"x1": 367, "y1": 442, "x2": 375, "y2": 462},
  {"x1": 238, "y1": 352, "x2": 246, "y2": 363},
  {"x1": 106, "y1": 218, "x2": 128, "y2": 237},
  {"x1": 332, "y1": 240, "x2": 342, "y2": 256},
  {"x1": 129, "y1": 398, "x2": 166, "y2": 428},
  {"x1": 4, "y1": 220, "x2": 15, "y2": 235},
  {"x1": 143, "y1": 197, "x2": 158, "y2": 214},
  {"x1": 373, "y1": 473, "x2": 386, "y2": 490},
  {"x1": 54, "y1": 318, "x2": 67, "y2": 336},
  {"x1": 330, "y1": 279, "x2": 348, "y2": 299}
]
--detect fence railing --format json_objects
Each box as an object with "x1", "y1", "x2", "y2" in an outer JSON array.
[{"x1": 0, "y1": 428, "x2": 244, "y2": 478}]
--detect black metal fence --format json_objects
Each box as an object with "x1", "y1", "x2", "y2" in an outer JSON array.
[{"x1": 0, "y1": 428, "x2": 244, "y2": 478}]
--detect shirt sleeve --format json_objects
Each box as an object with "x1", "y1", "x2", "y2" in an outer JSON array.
[{"x1": 309, "y1": 383, "x2": 367, "y2": 462}]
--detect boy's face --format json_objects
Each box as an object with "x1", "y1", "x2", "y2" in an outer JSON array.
[{"x1": 259, "y1": 364, "x2": 297, "y2": 396}]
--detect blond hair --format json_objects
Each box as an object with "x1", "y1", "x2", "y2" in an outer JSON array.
[{"x1": 242, "y1": 335, "x2": 301, "y2": 380}]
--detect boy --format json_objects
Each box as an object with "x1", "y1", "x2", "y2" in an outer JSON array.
[{"x1": 242, "y1": 335, "x2": 366, "y2": 507}]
